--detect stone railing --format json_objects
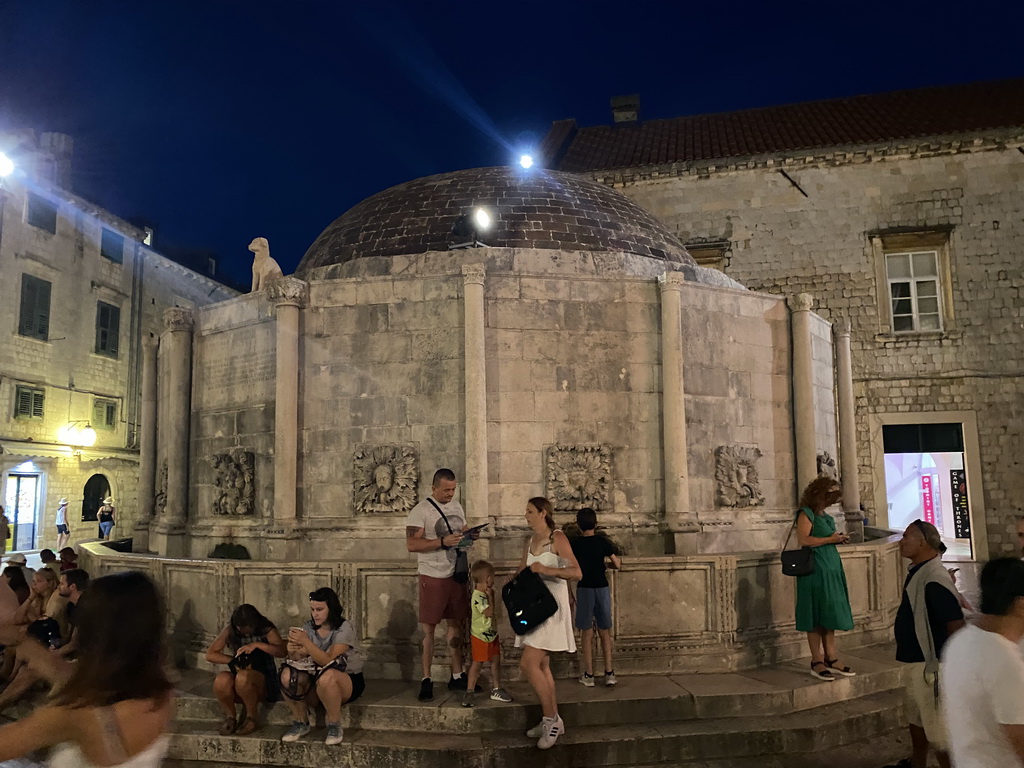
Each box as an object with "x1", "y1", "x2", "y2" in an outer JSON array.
[{"x1": 79, "y1": 535, "x2": 902, "y2": 679}]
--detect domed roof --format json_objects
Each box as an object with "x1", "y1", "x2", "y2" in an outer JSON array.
[{"x1": 297, "y1": 166, "x2": 696, "y2": 275}]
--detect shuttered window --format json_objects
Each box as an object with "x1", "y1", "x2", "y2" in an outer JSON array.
[
  {"x1": 95, "y1": 301, "x2": 120, "y2": 357},
  {"x1": 93, "y1": 399, "x2": 117, "y2": 430},
  {"x1": 15, "y1": 386, "x2": 44, "y2": 419},
  {"x1": 18, "y1": 274, "x2": 51, "y2": 341},
  {"x1": 27, "y1": 192, "x2": 58, "y2": 233}
]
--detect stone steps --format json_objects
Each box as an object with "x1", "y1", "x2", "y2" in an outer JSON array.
[
  {"x1": 165, "y1": 690, "x2": 904, "y2": 768},
  {"x1": 172, "y1": 646, "x2": 902, "y2": 733}
]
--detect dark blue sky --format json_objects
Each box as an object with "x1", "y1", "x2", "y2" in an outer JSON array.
[{"x1": 2, "y1": 1, "x2": 1021, "y2": 284}]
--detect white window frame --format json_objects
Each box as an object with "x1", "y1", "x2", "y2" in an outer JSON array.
[
  {"x1": 870, "y1": 231, "x2": 955, "y2": 336},
  {"x1": 885, "y1": 250, "x2": 943, "y2": 333}
]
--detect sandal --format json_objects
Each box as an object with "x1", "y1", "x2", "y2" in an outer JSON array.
[
  {"x1": 218, "y1": 716, "x2": 238, "y2": 735},
  {"x1": 236, "y1": 717, "x2": 259, "y2": 736},
  {"x1": 825, "y1": 658, "x2": 856, "y2": 677},
  {"x1": 809, "y1": 661, "x2": 835, "y2": 681}
]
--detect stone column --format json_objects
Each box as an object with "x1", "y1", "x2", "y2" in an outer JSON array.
[
  {"x1": 153, "y1": 307, "x2": 192, "y2": 557},
  {"x1": 789, "y1": 293, "x2": 818, "y2": 495},
  {"x1": 462, "y1": 264, "x2": 489, "y2": 530},
  {"x1": 268, "y1": 277, "x2": 308, "y2": 525},
  {"x1": 659, "y1": 271, "x2": 696, "y2": 553},
  {"x1": 834, "y1": 318, "x2": 864, "y2": 542},
  {"x1": 133, "y1": 334, "x2": 159, "y2": 552}
]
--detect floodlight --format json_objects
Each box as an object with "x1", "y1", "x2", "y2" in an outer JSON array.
[
  {"x1": 519, "y1": 154, "x2": 534, "y2": 169},
  {"x1": 473, "y1": 207, "x2": 491, "y2": 229},
  {"x1": 0, "y1": 152, "x2": 13, "y2": 178}
]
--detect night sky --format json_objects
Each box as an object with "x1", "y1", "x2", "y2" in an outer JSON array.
[{"x1": 2, "y1": 1, "x2": 1021, "y2": 285}]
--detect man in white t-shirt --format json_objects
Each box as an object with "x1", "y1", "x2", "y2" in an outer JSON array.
[
  {"x1": 406, "y1": 468, "x2": 475, "y2": 702},
  {"x1": 942, "y1": 557, "x2": 1024, "y2": 768}
]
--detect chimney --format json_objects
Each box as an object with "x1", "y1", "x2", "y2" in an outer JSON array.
[
  {"x1": 611, "y1": 94, "x2": 640, "y2": 124},
  {"x1": 38, "y1": 132, "x2": 74, "y2": 189}
]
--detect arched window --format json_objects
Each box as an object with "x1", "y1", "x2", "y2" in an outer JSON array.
[{"x1": 82, "y1": 474, "x2": 110, "y2": 522}]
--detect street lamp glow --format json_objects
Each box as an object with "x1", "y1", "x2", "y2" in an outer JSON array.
[
  {"x1": 0, "y1": 152, "x2": 13, "y2": 178},
  {"x1": 519, "y1": 154, "x2": 534, "y2": 169},
  {"x1": 473, "y1": 207, "x2": 491, "y2": 229}
]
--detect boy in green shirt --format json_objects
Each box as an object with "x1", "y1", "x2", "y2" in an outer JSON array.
[{"x1": 463, "y1": 560, "x2": 512, "y2": 707}]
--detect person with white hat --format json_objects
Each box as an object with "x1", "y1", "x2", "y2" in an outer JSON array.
[
  {"x1": 97, "y1": 497, "x2": 115, "y2": 541},
  {"x1": 4, "y1": 553, "x2": 27, "y2": 567},
  {"x1": 55, "y1": 498, "x2": 70, "y2": 550}
]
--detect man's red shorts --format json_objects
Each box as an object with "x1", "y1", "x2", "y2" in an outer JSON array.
[{"x1": 418, "y1": 574, "x2": 470, "y2": 625}]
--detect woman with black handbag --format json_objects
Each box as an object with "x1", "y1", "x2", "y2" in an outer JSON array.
[
  {"x1": 795, "y1": 476, "x2": 855, "y2": 681},
  {"x1": 515, "y1": 497, "x2": 582, "y2": 749},
  {"x1": 205, "y1": 603, "x2": 286, "y2": 735}
]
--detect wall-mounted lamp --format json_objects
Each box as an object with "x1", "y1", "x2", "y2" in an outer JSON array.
[{"x1": 57, "y1": 421, "x2": 97, "y2": 448}]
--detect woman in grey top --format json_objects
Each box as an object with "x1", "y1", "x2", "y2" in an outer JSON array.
[{"x1": 278, "y1": 586, "x2": 365, "y2": 746}]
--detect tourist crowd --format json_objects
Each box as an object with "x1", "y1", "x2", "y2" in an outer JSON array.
[{"x1": 7, "y1": 472, "x2": 1024, "y2": 765}]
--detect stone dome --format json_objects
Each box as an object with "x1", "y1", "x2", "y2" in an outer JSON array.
[{"x1": 297, "y1": 166, "x2": 697, "y2": 275}]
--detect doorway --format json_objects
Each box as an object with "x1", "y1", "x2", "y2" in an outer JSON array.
[
  {"x1": 882, "y1": 422, "x2": 972, "y2": 558},
  {"x1": 5, "y1": 474, "x2": 41, "y2": 551},
  {"x1": 82, "y1": 474, "x2": 110, "y2": 523}
]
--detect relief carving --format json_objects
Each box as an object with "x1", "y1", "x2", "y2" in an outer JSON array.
[
  {"x1": 714, "y1": 444, "x2": 765, "y2": 508},
  {"x1": 210, "y1": 451, "x2": 256, "y2": 516},
  {"x1": 546, "y1": 444, "x2": 612, "y2": 512},
  {"x1": 817, "y1": 451, "x2": 838, "y2": 480},
  {"x1": 353, "y1": 444, "x2": 418, "y2": 515}
]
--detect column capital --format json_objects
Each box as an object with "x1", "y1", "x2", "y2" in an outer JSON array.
[
  {"x1": 658, "y1": 270, "x2": 686, "y2": 292},
  {"x1": 788, "y1": 292, "x2": 814, "y2": 312},
  {"x1": 461, "y1": 263, "x2": 486, "y2": 286},
  {"x1": 267, "y1": 276, "x2": 308, "y2": 307},
  {"x1": 834, "y1": 317, "x2": 852, "y2": 336},
  {"x1": 164, "y1": 306, "x2": 193, "y2": 332}
]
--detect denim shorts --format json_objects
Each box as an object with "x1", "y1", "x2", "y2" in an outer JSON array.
[{"x1": 575, "y1": 586, "x2": 612, "y2": 631}]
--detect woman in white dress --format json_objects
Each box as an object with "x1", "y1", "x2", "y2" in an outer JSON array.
[
  {"x1": 0, "y1": 571, "x2": 173, "y2": 767},
  {"x1": 516, "y1": 496, "x2": 582, "y2": 749}
]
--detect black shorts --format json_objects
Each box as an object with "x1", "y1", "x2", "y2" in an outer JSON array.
[
  {"x1": 347, "y1": 671, "x2": 365, "y2": 703},
  {"x1": 56, "y1": 524, "x2": 69, "y2": 535}
]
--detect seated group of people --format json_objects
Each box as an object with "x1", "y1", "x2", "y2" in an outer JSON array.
[
  {"x1": 206, "y1": 586, "x2": 364, "y2": 747},
  {"x1": 0, "y1": 549, "x2": 89, "y2": 711}
]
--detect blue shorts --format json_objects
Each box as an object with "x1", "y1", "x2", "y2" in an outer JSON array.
[
  {"x1": 99, "y1": 521, "x2": 114, "y2": 537},
  {"x1": 575, "y1": 586, "x2": 612, "y2": 631}
]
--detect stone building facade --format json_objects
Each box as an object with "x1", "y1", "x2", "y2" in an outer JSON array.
[
  {"x1": 543, "y1": 78, "x2": 1024, "y2": 559},
  {"x1": 0, "y1": 130, "x2": 236, "y2": 551}
]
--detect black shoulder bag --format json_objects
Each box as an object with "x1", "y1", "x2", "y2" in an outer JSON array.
[
  {"x1": 502, "y1": 566, "x2": 558, "y2": 635},
  {"x1": 780, "y1": 507, "x2": 816, "y2": 577},
  {"x1": 427, "y1": 498, "x2": 470, "y2": 584}
]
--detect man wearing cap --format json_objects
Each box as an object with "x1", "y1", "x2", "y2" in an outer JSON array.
[
  {"x1": 55, "y1": 498, "x2": 70, "y2": 550},
  {"x1": 884, "y1": 520, "x2": 965, "y2": 768}
]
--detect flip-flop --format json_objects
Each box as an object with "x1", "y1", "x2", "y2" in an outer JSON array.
[
  {"x1": 219, "y1": 716, "x2": 237, "y2": 735},
  {"x1": 236, "y1": 717, "x2": 259, "y2": 735}
]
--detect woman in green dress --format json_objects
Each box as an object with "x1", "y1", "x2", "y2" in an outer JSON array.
[{"x1": 795, "y1": 476, "x2": 855, "y2": 681}]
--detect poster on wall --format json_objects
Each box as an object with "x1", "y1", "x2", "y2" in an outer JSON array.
[
  {"x1": 950, "y1": 469, "x2": 971, "y2": 538},
  {"x1": 921, "y1": 474, "x2": 936, "y2": 526}
]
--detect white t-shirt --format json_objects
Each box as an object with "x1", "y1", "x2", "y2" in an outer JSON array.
[
  {"x1": 56, "y1": 504, "x2": 67, "y2": 526},
  {"x1": 942, "y1": 624, "x2": 1024, "y2": 768},
  {"x1": 405, "y1": 497, "x2": 465, "y2": 579}
]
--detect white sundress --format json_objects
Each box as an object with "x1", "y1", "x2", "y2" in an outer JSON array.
[{"x1": 514, "y1": 538, "x2": 577, "y2": 653}]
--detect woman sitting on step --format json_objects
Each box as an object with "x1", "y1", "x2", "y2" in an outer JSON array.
[
  {"x1": 0, "y1": 571, "x2": 174, "y2": 767},
  {"x1": 278, "y1": 586, "x2": 366, "y2": 747},
  {"x1": 206, "y1": 603, "x2": 286, "y2": 735}
]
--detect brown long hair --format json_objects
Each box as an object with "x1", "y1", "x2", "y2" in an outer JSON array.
[
  {"x1": 53, "y1": 571, "x2": 172, "y2": 708},
  {"x1": 528, "y1": 497, "x2": 555, "y2": 530},
  {"x1": 800, "y1": 476, "x2": 840, "y2": 514}
]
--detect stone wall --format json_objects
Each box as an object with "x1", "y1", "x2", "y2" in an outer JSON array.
[
  {"x1": 592, "y1": 140, "x2": 1024, "y2": 555},
  {"x1": 79, "y1": 535, "x2": 902, "y2": 679}
]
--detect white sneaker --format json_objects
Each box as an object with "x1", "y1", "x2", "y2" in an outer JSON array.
[
  {"x1": 605, "y1": 671, "x2": 617, "y2": 686},
  {"x1": 537, "y1": 715, "x2": 564, "y2": 749},
  {"x1": 281, "y1": 721, "x2": 311, "y2": 743},
  {"x1": 526, "y1": 717, "x2": 549, "y2": 738},
  {"x1": 579, "y1": 672, "x2": 595, "y2": 687},
  {"x1": 324, "y1": 723, "x2": 343, "y2": 746}
]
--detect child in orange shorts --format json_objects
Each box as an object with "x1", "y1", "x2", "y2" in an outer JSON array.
[{"x1": 463, "y1": 560, "x2": 512, "y2": 707}]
